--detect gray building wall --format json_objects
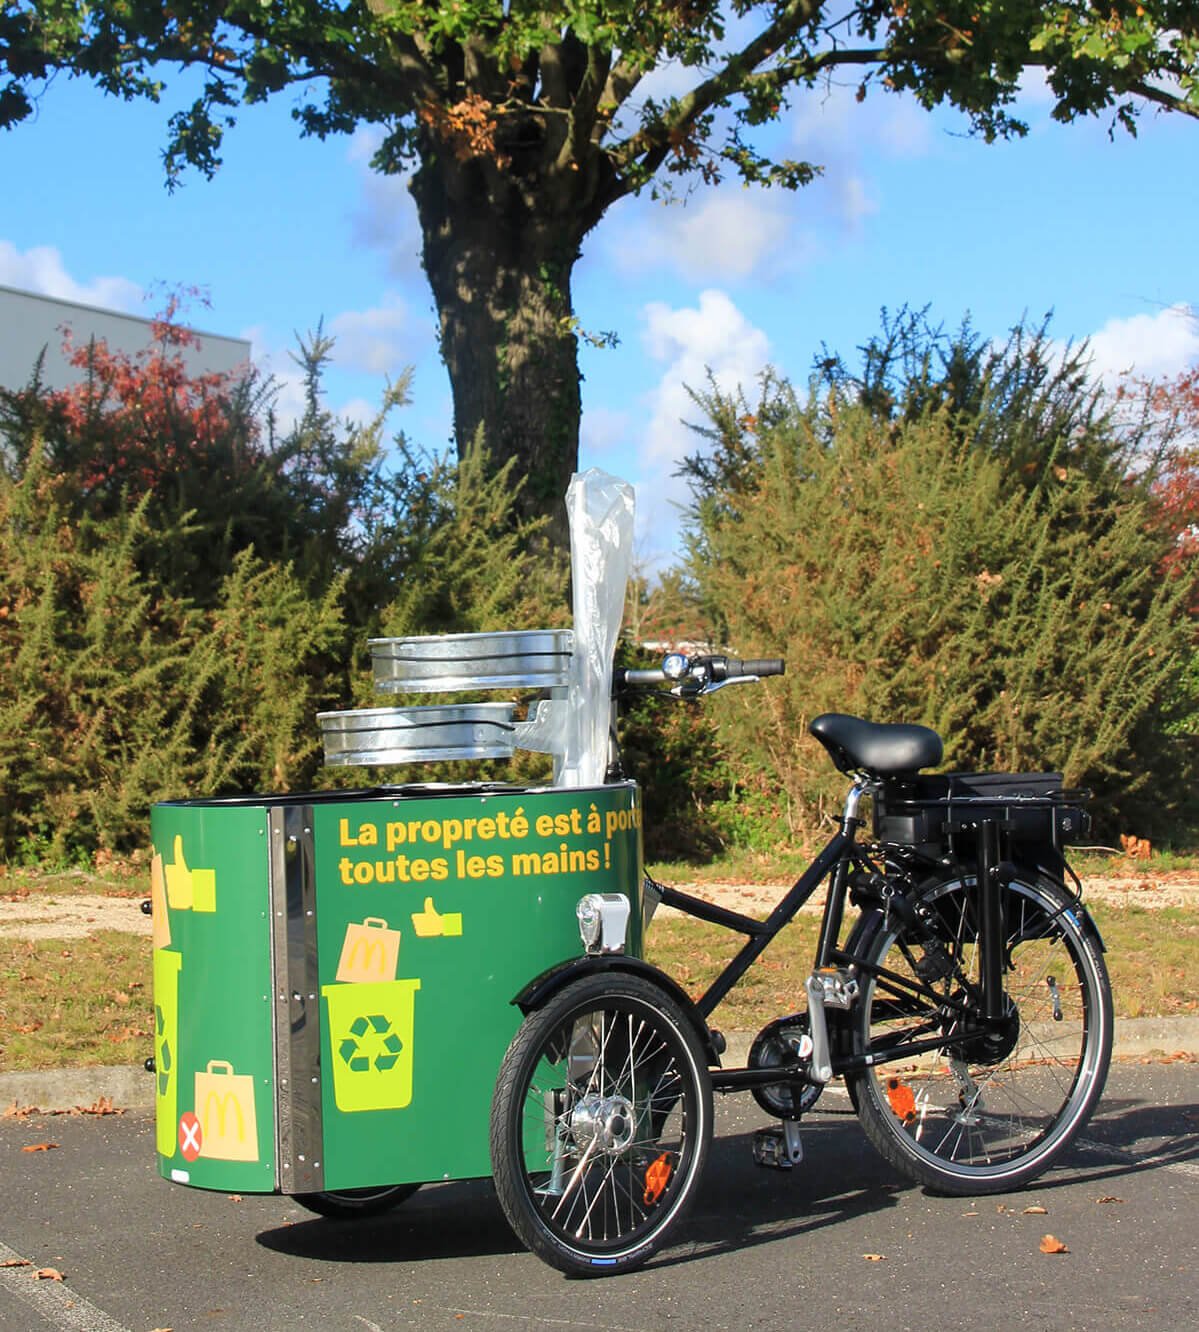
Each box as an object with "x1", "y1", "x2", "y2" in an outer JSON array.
[{"x1": 0, "y1": 284, "x2": 252, "y2": 393}]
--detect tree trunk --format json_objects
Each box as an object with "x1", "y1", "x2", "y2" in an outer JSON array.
[{"x1": 410, "y1": 146, "x2": 591, "y2": 550}]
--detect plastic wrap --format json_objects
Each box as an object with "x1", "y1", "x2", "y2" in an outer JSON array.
[{"x1": 557, "y1": 470, "x2": 636, "y2": 787}]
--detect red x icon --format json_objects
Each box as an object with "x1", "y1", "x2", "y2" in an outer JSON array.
[{"x1": 178, "y1": 1111, "x2": 202, "y2": 1162}]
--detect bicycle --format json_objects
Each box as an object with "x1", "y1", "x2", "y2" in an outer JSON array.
[{"x1": 488, "y1": 651, "x2": 1112, "y2": 1276}]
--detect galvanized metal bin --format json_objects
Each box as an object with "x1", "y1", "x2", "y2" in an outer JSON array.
[
  {"x1": 370, "y1": 629, "x2": 573, "y2": 695},
  {"x1": 317, "y1": 702, "x2": 519, "y2": 766}
]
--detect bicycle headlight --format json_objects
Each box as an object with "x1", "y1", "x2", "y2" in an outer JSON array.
[{"x1": 576, "y1": 894, "x2": 631, "y2": 955}]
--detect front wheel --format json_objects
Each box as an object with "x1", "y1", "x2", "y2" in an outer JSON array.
[
  {"x1": 490, "y1": 973, "x2": 712, "y2": 1277},
  {"x1": 848, "y1": 870, "x2": 1112, "y2": 1194}
]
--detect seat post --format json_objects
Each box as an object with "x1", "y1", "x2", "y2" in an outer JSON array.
[{"x1": 977, "y1": 816, "x2": 1006, "y2": 1022}]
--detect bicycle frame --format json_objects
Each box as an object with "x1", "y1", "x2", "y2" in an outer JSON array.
[{"x1": 651, "y1": 777, "x2": 1020, "y2": 1096}]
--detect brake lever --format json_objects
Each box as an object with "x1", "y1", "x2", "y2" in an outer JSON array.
[{"x1": 670, "y1": 673, "x2": 759, "y2": 698}]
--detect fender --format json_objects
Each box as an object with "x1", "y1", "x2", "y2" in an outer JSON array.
[{"x1": 512, "y1": 954, "x2": 722, "y2": 1065}]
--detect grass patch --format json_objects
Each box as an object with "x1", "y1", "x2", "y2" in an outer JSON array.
[
  {"x1": 0, "y1": 858, "x2": 150, "y2": 900},
  {"x1": 0, "y1": 933, "x2": 153, "y2": 1072},
  {"x1": 1091, "y1": 904, "x2": 1199, "y2": 1019},
  {"x1": 647, "y1": 846, "x2": 812, "y2": 886},
  {"x1": 0, "y1": 870, "x2": 1194, "y2": 1073},
  {"x1": 649, "y1": 845, "x2": 1199, "y2": 887}
]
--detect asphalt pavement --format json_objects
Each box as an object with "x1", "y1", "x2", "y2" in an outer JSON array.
[{"x1": 1, "y1": 1060, "x2": 1195, "y2": 1332}]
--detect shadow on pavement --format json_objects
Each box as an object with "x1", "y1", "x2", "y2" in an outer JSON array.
[
  {"x1": 254, "y1": 1090, "x2": 1198, "y2": 1272},
  {"x1": 255, "y1": 1117, "x2": 901, "y2": 1270}
]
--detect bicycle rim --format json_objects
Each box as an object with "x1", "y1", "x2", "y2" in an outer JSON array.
[
  {"x1": 850, "y1": 872, "x2": 1111, "y2": 1191},
  {"x1": 491, "y1": 977, "x2": 710, "y2": 1274}
]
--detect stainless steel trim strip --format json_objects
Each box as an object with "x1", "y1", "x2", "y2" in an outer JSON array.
[{"x1": 269, "y1": 805, "x2": 324, "y2": 1194}]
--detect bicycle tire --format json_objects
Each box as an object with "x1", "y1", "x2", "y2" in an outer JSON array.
[
  {"x1": 489, "y1": 973, "x2": 712, "y2": 1277},
  {"x1": 292, "y1": 1184, "x2": 420, "y2": 1219},
  {"x1": 847, "y1": 869, "x2": 1111, "y2": 1194}
]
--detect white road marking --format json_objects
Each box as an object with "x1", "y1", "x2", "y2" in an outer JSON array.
[{"x1": 0, "y1": 1239, "x2": 131, "y2": 1332}]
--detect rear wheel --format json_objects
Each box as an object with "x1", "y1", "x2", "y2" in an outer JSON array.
[
  {"x1": 848, "y1": 871, "x2": 1111, "y2": 1193},
  {"x1": 490, "y1": 973, "x2": 712, "y2": 1276},
  {"x1": 292, "y1": 1185, "x2": 420, "y2": 1219}
]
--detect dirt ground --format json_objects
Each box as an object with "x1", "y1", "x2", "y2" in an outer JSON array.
[{"x1": 1, "y1": 869, "x2": 1197, "y2": 940}]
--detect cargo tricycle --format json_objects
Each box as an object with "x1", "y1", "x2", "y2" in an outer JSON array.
[{"x1": 151, "y1": 640, "x2": 1111, "y2": 1277}]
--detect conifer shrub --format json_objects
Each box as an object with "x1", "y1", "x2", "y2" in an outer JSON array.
[{"x1": 679, "y1": 317, "x2": 1199, "y2": 845}]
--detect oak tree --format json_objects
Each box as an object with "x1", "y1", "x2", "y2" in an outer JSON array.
[{"x1": 3, "y1": 2, "x2": 1197, "y2": 539}]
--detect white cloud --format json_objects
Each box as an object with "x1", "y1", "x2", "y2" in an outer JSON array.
[
  {"x1": 631, "y1": 290, "x2": 771, "y2": 557},
  {"x1": 615, "y1": 189, "x2": 799, "y2": 282},
  {"x1": 790, "y1": 79, "x2": 933, "y2": 159},
  {"x1": 0, "y1": 240, "x2": 142, "y2": 311},
  {"x1": 1083, "y1": 304, "x2": 1199, "y2": 387},
  {"x1": 241, "y1": 325, "x2": 309, "y2": 431},
  {"x1": 347, "y1": 128, "x2": 424, "y2": 282},
  {"x1": 837, "y1": 174, "x2": 878, "y2": 225},
  {"x1": 329, "y1": 294, "x2": 411, "y2": 375},
  {"x1": 580, "y1": 403, "x2": 632, "y2": 459},
  {"x1": 336, "y1": 396, "x2": 382, "y2": 428}
]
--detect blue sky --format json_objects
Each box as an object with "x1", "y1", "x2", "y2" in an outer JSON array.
[{"x1": 2, "y1": 61, "x2": 1197, "y2": 565}]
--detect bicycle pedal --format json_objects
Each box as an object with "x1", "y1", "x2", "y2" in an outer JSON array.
[{"x1": 752, "y1": 1125, "x2": 804, "y2": 1171}]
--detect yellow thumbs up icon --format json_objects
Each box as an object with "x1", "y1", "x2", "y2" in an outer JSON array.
[
  {"x1": 163, "y1": 835, "x2": 217, "y2": 913},
  {"x1": 410, "y1": 896, "x2": 463, "y2": 938}
]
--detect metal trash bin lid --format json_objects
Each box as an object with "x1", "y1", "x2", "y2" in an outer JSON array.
[
  {"x1": 318, "y1": 702, "x2": 518, "y2": 765},
  {"x1": 369, "y1": 629, "x2": 572, "y2": 694}
]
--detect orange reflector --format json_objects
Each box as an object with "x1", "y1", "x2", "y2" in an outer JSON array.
[
  {"x1": 643, "y1": 1152, "x2": 673, "y2": 1205},
  {"x1": 886, "y1": 1076, "x2": 917, "y2": 1124}
]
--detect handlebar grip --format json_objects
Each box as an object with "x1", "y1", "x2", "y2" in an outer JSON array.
[
  {"x1": 723, "y1": 658, "x2": 786, "y2": 679},
  {"x1": 615, "y1": 667, "x2": 667, "y2": 687}
]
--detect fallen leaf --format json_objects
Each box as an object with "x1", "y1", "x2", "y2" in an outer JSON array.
[
  {"x1": 2, "y1": 1101, "x2": 37, "y2": 1118},
  {"x1": 1024, "y1": 1205, "x2": 1048, "y2": 1215},
  {"x1": 34, "y1": 1268, "x2": 64, "y2": 1281},
  {"x1": 227, "y1": 1194, "x2": 243, "y2": 1203},
  {"x1": 1095, "y1": 1195, "x2": 1124, "y2": 1205},
  {"x1": 76, "y1": 1097, "x2": 123, "y2": 1117},
  {"x1": 863, "y1": 1253, "x2": 887, "y2": 1261},
  {"x1": 21, "y1": 1142, "x2": 59, "y2": 1153},
  {"x1": 1, "y1": 1258, "x2": 31, "y2": 1268},
  {"x1": 1040, "y1": 1234, "x2": 1069, "y2": 1254}
]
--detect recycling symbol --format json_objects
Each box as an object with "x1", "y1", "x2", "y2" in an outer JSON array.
[
  {"x1": 155, "y1": 1002, "x2": 172, "y2": 1096},
  {"x1": 338, "y1": 1014, "x2": 405, "y2": 1074}
]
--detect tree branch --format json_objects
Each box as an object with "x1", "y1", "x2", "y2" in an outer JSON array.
[
  {"x1": 609, "y1": 0, "x2": 823, "y2": 178},
  {"x1": 560, "y1": 42, "x2": 612, "y2": 169},
  {"x1": 1124, "y1": 78, "x2": 1199, "y2": 120}
]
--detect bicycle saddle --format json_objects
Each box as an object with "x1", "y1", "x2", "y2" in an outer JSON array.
[{"x1": 809, "y1": 713, "x2": 943, "y2": 776}]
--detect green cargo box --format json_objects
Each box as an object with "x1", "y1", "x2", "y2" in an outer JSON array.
[{"x1": 150, "y1": 782, "x2": 644, "y2": 1195}]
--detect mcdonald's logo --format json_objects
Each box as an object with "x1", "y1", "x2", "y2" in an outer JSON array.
[
  {"x1": 345, "y1": 936, "x2": 388, "y2": 979},
  {"x1": 194, "y1": 1061, "x2": 259, "y2": 1162},
  {"x1": 335, "y1": 918, "x2": 401, "y2": 984},
  {"x1": 203, "y1": 1090, "x2": 246, "y2": 1145}
]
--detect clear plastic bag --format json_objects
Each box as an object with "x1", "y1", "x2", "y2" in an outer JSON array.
[{"x1": 557, "y1": 470, "x2": 635, "y2": 787}]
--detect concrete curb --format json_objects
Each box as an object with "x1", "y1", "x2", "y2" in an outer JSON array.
[{"x1": 3, "y1": 1017, "x2": 1196, "y2": 1115}]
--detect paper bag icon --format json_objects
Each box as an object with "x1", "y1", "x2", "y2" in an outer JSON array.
[
  {"x1": 149, "y1": 853, "x2": 171, "y2": 950},
  {"x1": 195, "y1": 1060, "x2": 259, "y2": 1162},
  {"x1": 336, "y1": 917, "x2": 402, "y2": 983}
]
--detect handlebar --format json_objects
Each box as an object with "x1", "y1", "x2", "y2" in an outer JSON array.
[{"x1": 615, "y1": 653, "x2": 785, "y2": 698}]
